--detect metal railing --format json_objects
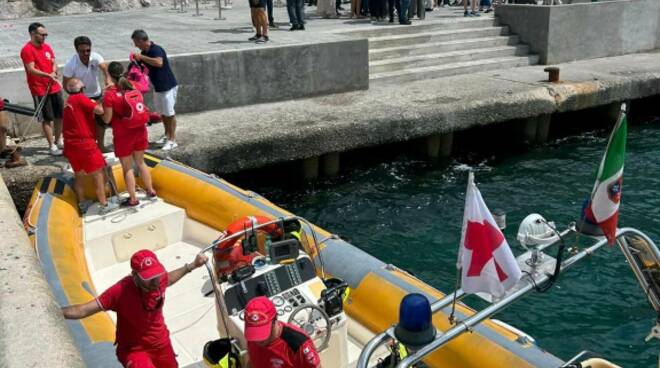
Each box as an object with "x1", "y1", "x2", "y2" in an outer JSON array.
[{"x1": 357, "y1": 227, "x2": 656, "y2": 368}]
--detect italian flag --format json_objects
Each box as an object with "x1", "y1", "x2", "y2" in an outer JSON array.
[{"x1": 586, "y1": 103, "x2": 628, "y2": 244}]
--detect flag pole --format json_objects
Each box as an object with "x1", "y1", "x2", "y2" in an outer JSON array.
[{"x1": 449, "y1": 171, "x2": 474, "y2": 324}]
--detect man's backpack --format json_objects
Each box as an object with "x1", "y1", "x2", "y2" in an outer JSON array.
[
  {"x1": 127, "y1": 54, "x2": 151, "y2": 94},
  {"x1": 120, "y1": 89, "x2": 149, "y2": 129}
]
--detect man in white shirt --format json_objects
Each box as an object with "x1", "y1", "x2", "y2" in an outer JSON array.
[{"x1": 63, "y1": 36, "x2": 111, "y2": 152}]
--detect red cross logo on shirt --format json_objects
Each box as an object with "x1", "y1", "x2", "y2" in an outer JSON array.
[{"x1": 464, "y1": 220, "x2": 508, "y2": 281}]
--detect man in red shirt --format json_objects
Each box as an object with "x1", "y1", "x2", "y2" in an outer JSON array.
[
  {"x1": 20, "y1": 22, "x2": 63, "y2": 156},
  {"x1": 245, "y1": 296, "x2": 322, "y2": 368},
  {"x1": 62, "y1": 249, "x2": 209, "y2": 368},
  {"x1": 62, "y1": 78, "x2": 117, "y2": 214}
]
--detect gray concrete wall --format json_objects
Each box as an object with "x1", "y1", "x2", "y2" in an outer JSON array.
[
  {"x1": 172, "y1": 39, "x2": 369, "y2": 114},
  {"x1": 496, "y1": 0, "x2": 660, "y2": 64},
  {"x1": 0, "y1": 38, "x2": 369, "y2": 118},
  {"x1": 0, "y1": 175, "x2": 84, "y2": 367},
  {"x1": 494, "y1": 5, "x2": 551, "y2": 61}
]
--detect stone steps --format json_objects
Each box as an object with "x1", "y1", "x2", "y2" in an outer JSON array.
[
  {"x1": 368, "y1": 26, "x2": 510, "y2": 49},
  {"x1": 370, "y1": 45, "x2": 530, "y2": 73},
  {"x1": 369, "y1": 35, "x2": 521, "y2": 61},
  {"x1": 351, "y1": 16, "x2": 539, "y2": 84},
  {"x1": 370, "y1": 55, "x2": 540, "y2": 85},
  {"x1": 335, "y1": 18, "x2": 498, "y2": 38}
]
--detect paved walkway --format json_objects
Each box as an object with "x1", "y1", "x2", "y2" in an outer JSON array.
[{"x1": 0, "y1": 3, "x2": 489, "y2": 70}]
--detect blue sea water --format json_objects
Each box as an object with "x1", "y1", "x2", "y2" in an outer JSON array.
[{"x1": 257, "y1": 121, "x2": 660, "y2": 367}]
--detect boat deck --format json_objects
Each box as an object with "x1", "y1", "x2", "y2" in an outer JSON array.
[{"x1": 84, "y1": 198, "x2": 221, "y2": 367}]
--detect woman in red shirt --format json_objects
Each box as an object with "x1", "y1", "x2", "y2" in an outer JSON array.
[{"x1": 103, "y1": 61, "x2": 155, "y2": 206}]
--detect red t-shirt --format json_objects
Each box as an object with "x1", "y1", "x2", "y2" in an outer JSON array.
[
  {"x1": 103, "y1": 85, "x2": 140, "y2": 138},
  {"x1": 62, "y1": 93, "x2": 97, "y2": 151},
  {"x1": 97, "y1": 276, "x2": 171, "y2": 351},
  {"x1": 247, "y1": 323, "x2": 321, "y2": 368},
  {"x1": 20, "y1": 41, "x2": 61, "y2": 96}
]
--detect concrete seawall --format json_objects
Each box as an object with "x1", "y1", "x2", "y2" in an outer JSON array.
[
  {"x1": 0, "y1": 38, "x2": 369, "y2": 116},
  {"x1": 496, "y1": 0, "x2": 660, "y2": 64},
  {"x1": 0, "y1": 176, "x2": 85, "y2": 367},
  {"x1": 172, "y1": 40, "x2": 369, "y2": 114}
]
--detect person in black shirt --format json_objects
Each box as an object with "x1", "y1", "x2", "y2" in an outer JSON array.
[{"x1": 131, "y1": 29, "x2": 180, "y2": 151}]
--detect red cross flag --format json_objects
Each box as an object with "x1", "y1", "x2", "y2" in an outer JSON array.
[{"x1": 458, "y1": 173, "x2": 521, "y2": 298}]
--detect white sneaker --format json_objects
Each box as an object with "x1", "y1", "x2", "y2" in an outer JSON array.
[
  {"x1": 154, "y1": 135, "x2": 167, "y2": 145},
  {"x1": 98, "y1": 200, "x2": 120, "y2": 215},
  {"x1": 162, "y1": 140, "x2": 178, "y2": 151},
  {"x1": 50, "y1": 144, "x2": 62, "y2": 156}
]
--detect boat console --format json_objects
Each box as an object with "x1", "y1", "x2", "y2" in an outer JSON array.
[{"x1": 214, "y1": 250, "x2": 350, "y2": 368}]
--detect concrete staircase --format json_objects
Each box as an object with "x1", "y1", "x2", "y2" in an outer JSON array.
[{"x1": 337, "y1": 17, "x2": 538, "y2": 85}]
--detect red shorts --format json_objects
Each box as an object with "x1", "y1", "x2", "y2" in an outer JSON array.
[
  {"x1": 116, "y1": 344, "x2": 178, "y2": 368},
  {"x1": 113, "y1": 127, "x2": 148, "y2": 158},
  {"x1": 63, "y1": 144, "x2": 105, "y2": 174}
]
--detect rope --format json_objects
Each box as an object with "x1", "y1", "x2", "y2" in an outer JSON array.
[{"x1": 20, "y1": 80, "x2": 52, "y2": 142}]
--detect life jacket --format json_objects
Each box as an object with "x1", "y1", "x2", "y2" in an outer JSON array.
[
  {"x1": 120, "y1": 89, "x2": 150, "y2": 129},
  {"x1": 127, "y1": 54, "x2": 151, "y2": 94},
  {"x1": 213, "y1": 216, "x2": 282, "y2": 277}
]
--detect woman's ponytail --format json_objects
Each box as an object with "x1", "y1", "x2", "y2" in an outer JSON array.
[
  {"x1": 107, "y1": 61, "x2": 135, "y2": 91},
  {"x1": 118, "y1": 76, "x2": 135, "y2": 91}
]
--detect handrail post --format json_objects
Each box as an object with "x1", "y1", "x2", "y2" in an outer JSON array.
[{"x1": 356, "y1": 329, "x2": 394, "y2": 368}]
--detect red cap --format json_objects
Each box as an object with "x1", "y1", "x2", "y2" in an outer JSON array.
[
  {"x1": 130, "y1": 250, "x2": 166, "y2": 281},
  {"x1": 244, "y1": 296, "x2": 277, "y2": 342}
]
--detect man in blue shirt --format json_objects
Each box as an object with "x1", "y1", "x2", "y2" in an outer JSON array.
[{"x1": 131, "y1": 29, "x2": 179, "y2": 151}]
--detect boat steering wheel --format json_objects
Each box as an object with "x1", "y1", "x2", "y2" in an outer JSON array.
[{"x1": 287, "y1": 304, "x2": 332, "y2": 352}]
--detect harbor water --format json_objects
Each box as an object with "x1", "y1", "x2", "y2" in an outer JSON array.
[{"x1": 254, "y1": 121, "x2": 660, "y2": 367}]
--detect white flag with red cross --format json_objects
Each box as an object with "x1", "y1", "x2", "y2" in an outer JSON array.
[{"x1": 458, "y1": 173, "x2": 522, "y2": 298}]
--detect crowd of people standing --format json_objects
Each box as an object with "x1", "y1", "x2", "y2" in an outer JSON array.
[{"x1": 20, "y1": 22, "x2": 179, "y2": 212}]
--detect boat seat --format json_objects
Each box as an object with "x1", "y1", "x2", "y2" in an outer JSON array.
[{"x1": 84, "y1": 197, "x2": 186, "y2": 271}]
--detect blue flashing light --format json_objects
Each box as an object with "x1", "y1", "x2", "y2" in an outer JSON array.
[{"x1": 395, "y1": 293, "x2": 436, "y2": 347}]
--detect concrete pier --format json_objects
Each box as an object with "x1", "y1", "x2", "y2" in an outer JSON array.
[
  {"x1": 301, "y1": 157, "x2": 320, "y2": 182},
  {"x1": 0, "y1": 175, "x2": 84, "y2": 367},
  {"x1": 3, "y1": 51, "x2": 660, "y2": 210},
  {"x1": 322, "y1": 153, "x2": 341, "y2": 177}
]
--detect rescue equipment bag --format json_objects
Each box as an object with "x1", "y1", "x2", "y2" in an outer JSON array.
[
  {"x1": 121, "y1": 89, "x2": 150, "y2": 129},
  {"x1": 127, "y1": 54, "x2": 151, "y2": 94}
]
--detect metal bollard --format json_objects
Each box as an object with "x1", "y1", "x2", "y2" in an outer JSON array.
[{"x1": 544, "y1": 66, "x2": 560, "y2": 83}]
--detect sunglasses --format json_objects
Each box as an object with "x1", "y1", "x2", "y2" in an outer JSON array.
[{"x1": 77, "y1": 48, "x2": 92, "y2": 54}]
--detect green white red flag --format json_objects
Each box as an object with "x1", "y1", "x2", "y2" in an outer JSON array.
[{"x1": 586, "y1": 103, "x2": 628, "y2": 244}]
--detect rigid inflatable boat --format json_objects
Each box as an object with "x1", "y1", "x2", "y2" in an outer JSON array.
[{"x1": 23, "y1": 154, "x2": 658, "y2": 368}]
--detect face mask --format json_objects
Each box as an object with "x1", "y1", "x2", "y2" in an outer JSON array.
[{"x1": 140, "y1": 273, "x2": 168, "y2": 312}]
